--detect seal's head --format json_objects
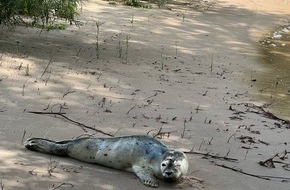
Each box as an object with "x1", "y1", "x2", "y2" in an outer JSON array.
[{"x1": 160, "y1": 150, "x2": 188, "y2": 181}]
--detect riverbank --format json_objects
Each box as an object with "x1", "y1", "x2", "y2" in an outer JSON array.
[
  {"x1": 0, "y1": 0, "x2": 290, "y2": 189},
  {"x1": 257, "y1": 24, "x2": 290, "y2": 120}
]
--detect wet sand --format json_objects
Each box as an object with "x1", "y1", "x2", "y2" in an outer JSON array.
[{"x1": 257, "y1": 25, "x2": 290, "y2": 120}]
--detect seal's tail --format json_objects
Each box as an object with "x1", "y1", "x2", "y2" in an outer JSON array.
[{"x1": 24, "y1": 138, "x2": 71, "y2": 156}]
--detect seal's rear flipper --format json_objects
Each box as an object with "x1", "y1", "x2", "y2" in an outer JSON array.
[{"x1": 25, "y1": 138, "x2": 69, "y2": 156}]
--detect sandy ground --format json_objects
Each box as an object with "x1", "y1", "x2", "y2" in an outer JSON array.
[{"x1": 1, "y1": 0, "x2": 290, "y2": 189}]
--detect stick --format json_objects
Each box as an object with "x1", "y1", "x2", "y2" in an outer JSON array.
[
  {"x1": 76, "y1": 47, "x2": 82, "y2": 56},
  {"x1": 195, "y1": 105, "x2": 201, "y2": 113},
  {"x1": 185, "y1": 151, "x2": 238, "y2": 162},
  {"x1": 45, "y1": 75, "x2": 51, "y2": 86},
  {"x1": 208, "y1": 137, "x2": 213, "y2": 145},
  {"x1": 153, "y1": 127, "x2": 163, "y2": 138},
  {"x1": 148, "y1": 127, "x2": 177, "y2": 138},
  {"x1": 144, "y1": 92, "x2": 158, "y2": 100},
  {"x1": 198, "y1": 138, "x2": 205, "y2": 150},
  {"x1": 0, "y1": 179, "x2": 4, "y2": 190},
  {"x1": 62, "y1": 89, "x2": 76, "y2": 98},
  {"x1": 210, "y1": 53, "x2": 214, "y2": 74},
  {"x1": 0, "y1": 104, "x2": 7, "y2": 112},
  {"x1": 27, "y1": 111, "x2": 66, "y2": 115},
  {"x1": 227, "y1": 133, "x2": 236, "y2": 143},
  {"x1": 144, "y1": 90, "x2": 166, "y2": 100},
  {"x1": 127, "y1": 104, "x2": 137, "y2": 115},
  {"x1": 22, "y1": 78, "x2": 30, "y2": 96},
  {"x1": 241, "y1": 103, "x2": 290, "y2": 125},
  {"x1": 181, "y1": 119, "x2": 187, "y2": 138},
  {"x1": 27, "y1": 111, "x2": 113, "y2": 137},
  {"x1": 51, "y1": 183, "x2": 73, "y2": 190},
  {"x1": 41, "y1": 55, "x2": 53, "y2": 77},
  {"x1": 214, "y1": 163, "x2": 290, "y2": 181},
  {"x1": 21, "y1": 130, "x2": 26, "y2": 145}
]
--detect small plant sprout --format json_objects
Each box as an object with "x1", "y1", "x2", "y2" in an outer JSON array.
[
  {"x1": 0, "y1": 54, "x2": 3, "y2": 67},
  {"x1": 117, "y1": 32, "x2": 123, "y2": 58},
  {"x1": 25, "y1": 64, "x2": 30, "y2": 76},
  {"x1": 161, "y1": 52, "x2": 164, "y2": 70},
  {"x1": 16, "y1": 40, "x2": 20, "y2": 54},
  {"x1": 175, "y1": 39, "x2": 178, "y2": 58},
  {"x1": 147, "y1": 11, "x2": 152, "y2": 33},
  {"x1": 0, "y1": 179, "x2": 4, "y2": 190},
  {"x1": 125, "y1": 34, "x2": 130, "y2": 64},
  {"x1": 182, "y1": 10, "x2": 187, "y2": 22},
  {"x1": 159, "y1": 46, "x2": 166, "y2": 69},
  {"x1": 210, "y1": 53, "x2": 214, "y2": 74},
  {"x1": 131, "y1": 10, "x2": 134, "y2": 30},
  {"x1": 95, "y1": 21, "x2": 105, "y2": 59}
]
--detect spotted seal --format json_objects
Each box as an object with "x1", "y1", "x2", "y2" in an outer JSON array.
[{"x1": 24, "y1": 135, "x2": 188, "y2": 187}]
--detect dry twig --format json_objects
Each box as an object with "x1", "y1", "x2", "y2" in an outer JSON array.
[
  {"x1": 27, "y1": 111, "x2": 113, "y2": 137},
  {"x1": 127, "y1": 104, "x2": 137, "y2": 115},
  {"x1": 181, "y1": 119, "x2": 187, "y2": 138},
  {"x1": 144, "y1": 90, "x2": 165, "y2": 100},
  {"x1": 214, "y1": 163, "x2": 290, "y2": 182},
  {"x1": 62, "y1": 89, "x2": 76, "y2": 98},
  {"x1": 0, "y1": 104, "x2": 7, "y2": 112},
  {"x1": 21, "y1": 130, "x2": 26, "y2": 145},
  {"x1": 148, "y1": 127, "x2": 177, "y2": 138},
  {"x1": 227, "y1": 133, "x2": 236, "y2": 143},
  {"x1": 0, "y1": 179, "x2": 4, "y2": 190},
  {"x1": 41, "y1": 55, "x2": 53, "y2": 77},
  {"x1": 185, "y1": 150, "x2": 238, "y2": 162},
  {"x1": 51, "y1": 182, "x2": 73, "y2": 190},
  {"x1": 232, "y1": 103, "x2": 290, "y2": 127}
]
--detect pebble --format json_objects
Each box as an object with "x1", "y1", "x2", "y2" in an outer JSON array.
[
  {"x1": 272, "y1": 34, "x2": 282, "y2": 39},
  {"x1": 282, "y1": 28, "x2": 289, "y2": 33}
]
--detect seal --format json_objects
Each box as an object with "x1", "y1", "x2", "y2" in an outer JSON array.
[{"x1": 24, "y1": 135, "x2": 188, "y2": 188}]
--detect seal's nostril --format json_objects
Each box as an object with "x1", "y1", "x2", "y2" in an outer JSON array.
[{"x1": 165, "y1": 171, "x2": 173, "y2": 176}]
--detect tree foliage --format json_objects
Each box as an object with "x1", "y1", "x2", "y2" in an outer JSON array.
[{"x1": 0, "y1": 0, "x2": 82, "y2": 27}]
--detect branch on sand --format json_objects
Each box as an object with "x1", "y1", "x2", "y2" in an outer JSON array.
[
  {"x1": 27, "y1": 111, "x2": 113, "y2": 137},
  {"x1": 231, "y1": 103, "x2": 290, "y2": 128},
  {"x1": 184, "y1": 150, "x2": 238, "y2": 162},
  {"x1": 214, "y1": 162, "x2": 290, "y2": 182}
]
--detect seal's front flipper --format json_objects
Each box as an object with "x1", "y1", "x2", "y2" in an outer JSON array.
[
  {"x1": 24, "y1": 138, "x2": 69, "y2": 156},
  {"x1": 132, "y1": 165, "x2": 158, "y2": 188}
]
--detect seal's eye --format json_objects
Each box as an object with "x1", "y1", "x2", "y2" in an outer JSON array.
[{"x1": 161, "y1": 163, "x2": 166, "y2": 167}]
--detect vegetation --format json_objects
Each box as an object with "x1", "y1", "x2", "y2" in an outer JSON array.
[
  {"x1": 0, "y1": 0, "x2": 82, "y2": 27},
  {"x1": 125, "y1": 0, "x2": 151, "y2": 8}
]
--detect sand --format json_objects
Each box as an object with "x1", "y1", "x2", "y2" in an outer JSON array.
[{"x1": 0, "y1": 0, "x2": 290, "y2": 189}]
